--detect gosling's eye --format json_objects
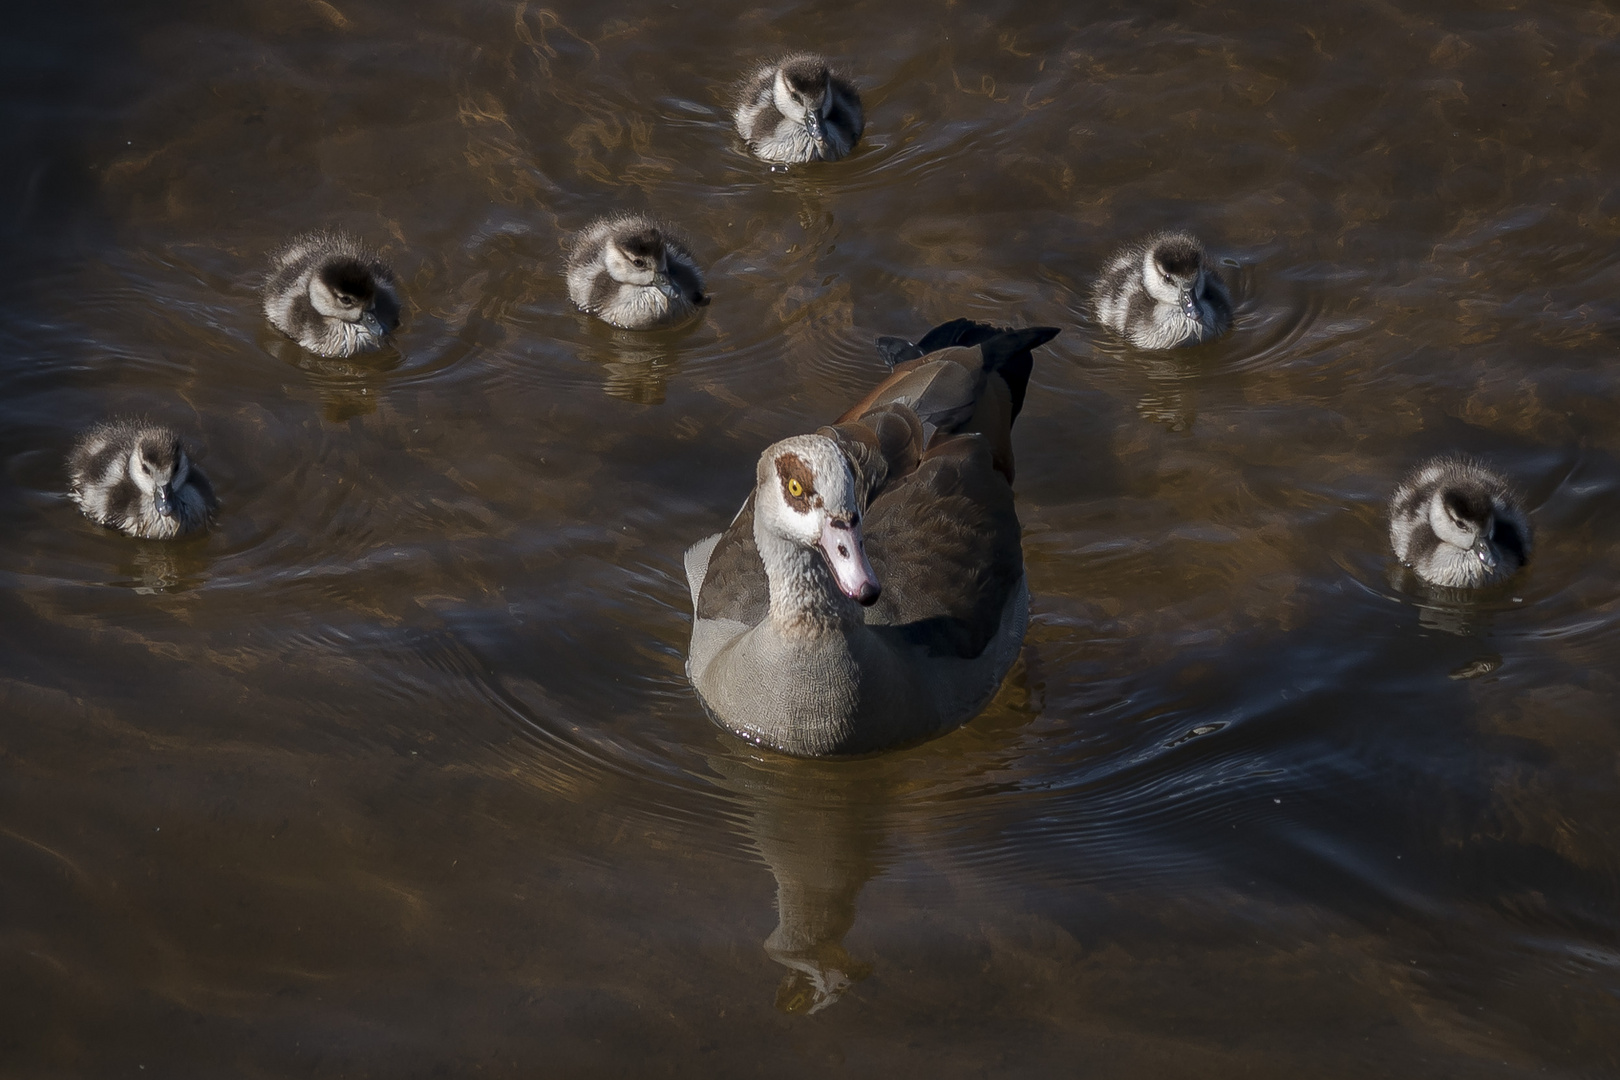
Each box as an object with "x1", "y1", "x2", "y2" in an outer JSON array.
[
  {"x1": 339, "y1": 296, "x2": 355, "y2": 307},
  {"x1": 787, "y1": 478, "x2": 804, "y2": 497},
  {"x1": 632, "y1": 258, "x2": 647, "y2": 269}
]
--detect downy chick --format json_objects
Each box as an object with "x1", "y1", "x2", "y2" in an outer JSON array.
[
  {"x1": 566, "y1": 214, "x2": 708, "y2": 330},
  {"x1": 1388, "y1": 456, "x2": 1531, "y2": 588},
  {"x1": 263, "y1": 232, "x2": 402, "y2": 358},
  {"x1": 1093, "y1": 231, "x2": 1233, "y2": 349},
  {"x1": 734, "y1": 54, "x2": 864, "y2": 164},
  {"x1": 68, "y1": 419, "x2": 216, "y2": 539}
]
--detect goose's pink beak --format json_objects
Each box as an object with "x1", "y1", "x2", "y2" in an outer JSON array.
[{"x1": 818, "y1": 516, "x2": 880, "y2": 606}]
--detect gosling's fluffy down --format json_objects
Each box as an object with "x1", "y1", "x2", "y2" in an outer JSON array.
[
  {"x1": 1389, "y1": 456, "x2": 1532, "y2": 588},
  {"x1": 566, "y1": 214, "x2": 708, "y2": 330},
  {"x1": 68, "y1": 419, "x2": 216, "y2": 539},
  {"x1": 733, "y1": 54, "x2": 864, "y2": 164},
  {"x1": 1092, "y1": 231, "x2": 1233, "y2": 349},
  {"x1": 263, "y1": 232, "x2": 402, "y2": 358}
]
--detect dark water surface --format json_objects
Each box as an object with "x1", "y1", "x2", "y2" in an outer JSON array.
[{"x1": 3, "y1": 0, "x2": 1619, "y2": 1074}]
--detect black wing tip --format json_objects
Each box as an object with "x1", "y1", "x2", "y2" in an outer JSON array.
[
  {"x1": 877, "y1": 320, "x2": 1060, "y2": 369},
  {"x1": 920, "y1": 319, "x2": 1061, "y2": 352},
  {"x1": 875, "y1": 335, "x2": 921, "y2": 367},
  {"x1": 915, "y1": 317, "x2": 997, "y2": 352}
]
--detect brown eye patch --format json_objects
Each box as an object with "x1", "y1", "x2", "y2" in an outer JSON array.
[{"x1": 775, "y1": 452, "x2": 820, "y2": 512}]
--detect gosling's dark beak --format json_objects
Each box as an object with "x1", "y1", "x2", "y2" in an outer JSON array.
[
  {"x1": 653, "y1": 272, "x2": 681, "y2": 301},
  {"x1": 153, "y1": 484, "x2": 175, "y2": 518},
  {"x1": 805, "y1": 112, "x2": 825, "y2": 145},
  {"x1": 1471, "y1": 536, "x2": 1498, "y2": 571},
  {"x1": 1180, "y1": 289, "x2": 1200, "y2": 320}
]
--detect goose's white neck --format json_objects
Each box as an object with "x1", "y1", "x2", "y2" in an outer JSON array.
[{"x1": 754, "y1": 522, "x2": 860, "y2": 637}]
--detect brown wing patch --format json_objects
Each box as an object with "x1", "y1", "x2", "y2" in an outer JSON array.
[{"x1": 775, "y1": 452, "x2": 821, "y2": 511}]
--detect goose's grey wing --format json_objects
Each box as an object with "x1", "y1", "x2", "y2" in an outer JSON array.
[
  {"x1": 859, "y1": 432, "x2": 1024, "y2": 659},
  {"x1": 846, "y1": 322, "x2": 1059, "y2": 480},
  {"x1": 693, "y1": 495, "x2": 768, "y2": 627}
]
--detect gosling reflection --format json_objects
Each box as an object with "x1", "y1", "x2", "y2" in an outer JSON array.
[
  {"x1": 711, "y1": 748, "x2": 887, "y2": 1014},
  {"x1": 1125, "y1": 352, "x2": 1199, "y2": 432},
  {"x1": 1388, "y1": 562, "x2": 1511, "y2": 641},
  {"x1": 122, "y1": 537, "x2": 211, "y2": 594},
  {"x1": 1135, "y1": 360, "x2": 1198, "y2": 432},
  {"x1": 128, "y1": 541, "x2": 182, "y2": 593},
  {"x1": 265, "y1": 335, "x2": 400, "y2": 422},
  {"x1": 575, "y1": 325, "x2": 698, "y2": 405}
]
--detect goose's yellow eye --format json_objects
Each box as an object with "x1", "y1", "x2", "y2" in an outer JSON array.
[{"x1": 787, "y1": 478, "x2": 804, "y2": 497}]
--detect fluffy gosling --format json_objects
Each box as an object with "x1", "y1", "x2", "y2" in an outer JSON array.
[
  {"x1": 68, "y1": 419, "x2": 216, "y2": 539},
  {"x1": 263, "y1": 232, "x2": 402, "y2": 358},
  {"x1": 734, "y1": 54, "x2": 864, "y2": 164},
  {"x1": 566, "y1": 214, "x2": 708, "y2": 330},
  {"x1": 1389, "y1": 456, "x2": 1531, "y2": 588},
  {"x1": 1093, "y1": 231, "x2": 1233, "y2": 349}
]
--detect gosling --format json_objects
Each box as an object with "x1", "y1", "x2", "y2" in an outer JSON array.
[
  {"x1": 262, "y1": 232, "x2": 402, "y2": 358},
  {"x1": 734, "y1": 54, "x2": 864, "y2": 164},
  {"x1": 566, "y1": 214, "x2": 708, "y2": 330},
  {"x1": 1389, "y1": 456, "x2": 1531, "y2": 588},
  {"x1": 1092, "y1": 231, "x2": 1233, "y2": 349},
  {"x1": 68, "y1": 419, "x2": 216, "y2": 540}
]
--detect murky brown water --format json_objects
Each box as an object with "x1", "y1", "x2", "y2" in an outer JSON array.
[{"x1": 3, "y1": 0, "x2": 1619, "y2": 1074}]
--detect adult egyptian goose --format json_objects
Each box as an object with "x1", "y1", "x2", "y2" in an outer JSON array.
[
  {"x1": 68, "y1": 419, "x2": 216, "y2": 539},
  {"x1": 566, "y1": 214, "x2": 709, "y2": 329},
  {"x1": 263, "y1": 232, "x2": 402, "y2": 358},
  {"x1": 1389, "y1": 456, "x2": 1531, "y2": 588},
  {"x1": 1092, "y1": 231, "x2": 1232, "y2": 349},
  {"x1": 684, "y1": 319, "x2": 1060, "y2": 757},
  {"x1": 734, "y1": 54, "x2": 864, "y2": 164}
]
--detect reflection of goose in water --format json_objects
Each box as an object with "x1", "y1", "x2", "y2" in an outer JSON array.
[
  {"x1": 711, "y1": 749, "x2": 884, "y2": 1014},
  {"x1": 685, "y1": 320, "x2": 1060, "y2": 757}
]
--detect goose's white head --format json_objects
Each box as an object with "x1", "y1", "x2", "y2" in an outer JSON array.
[
  {"x1": 309, "y1": 257, "x2": 386, "y2": 337},
  {"x1": 756, "y1": 434, "x2": 880, "y2": 605},
  {"x1": 1427, "y1": 484, "x2": 1501, "y2": 572},
  {"x1": 128, "y1": 432, "x2": 191, "y2": 520},
  {"x1": 1142, "y1": 234, "x2": 1209, "y2": 320},
  {"x1": 603, "y1": 226, "x2": 682, "y2": 300},
  {"x1": 772, "y1": 56, "x2": 834, "y2": 148}
]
